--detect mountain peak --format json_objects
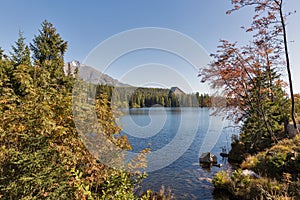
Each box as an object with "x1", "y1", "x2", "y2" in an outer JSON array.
[
  {"x1": 170, "y1": 87, "x2": 185, "y2": 95},
  {"x1": 64, "y1": 61, "x2": 129, "y2": 87},
  {"x1": 70, "y1": 60, "x2": 80, "y2": 67}
]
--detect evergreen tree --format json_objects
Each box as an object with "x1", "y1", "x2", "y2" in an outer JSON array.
[
  {"x1": 241, "y1": 68, "x2": 288, "y2": 152},
  {"x1": 30, "y1": 20, "x2": 67, "y2": 85},
  {"x1": 0, "y1": 23, "x2": 152, "y2": 199},
  {"x1": 0, "y1": 47, "x2": 4, "y2": 60},
  {"x1": 10, "y1": 31, "x2": 31, "y2": 66}
]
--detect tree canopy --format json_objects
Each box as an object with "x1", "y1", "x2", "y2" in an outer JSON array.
[
  {"x1": 200, "y1": 0, "x2": 296, "y2": 152},
  {"x1": 0, "y1": 20, "x2": 154, "y2": 200}
]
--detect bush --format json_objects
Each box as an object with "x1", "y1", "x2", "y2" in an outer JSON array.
[
  {"x1": 212, "y1": 171, "x2": 233, "y2": 192},
  {"x1": 224, "y1": 135, "x2": 300, "y2": 199},
  {"x1": 213, "y1": 169, "x2": 295, "y2": 200}
]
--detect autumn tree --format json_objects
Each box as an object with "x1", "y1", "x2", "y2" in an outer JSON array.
[
  {"x1": 200, "y1": 0, "x2": 298, "y2": 152},
  {"x1": 227, "y1": 0, "x2": 298, "y2": 130},
  {"x1": 201, "y1": 38, "x2": 288, "y2": 152},
  {"x1": 0, "y1": 21, "x2": 151, "y2": 199}
]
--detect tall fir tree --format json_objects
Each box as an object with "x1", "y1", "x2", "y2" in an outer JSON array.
[
  {"x1": 0, "y1": 47, "x2": 5, "y2": 60},
  {"x1": 0, "y1": 47, "x2": 3, "y2": 60},
  {"x1": 11, "y1": 48, "x2": 33, "y2": 97},
  {"x1": 10, "y1": 31, "x2": 31, "y2": 66},
  {"x1": 0, "y1": 21, "x2": 153, "y2": 200},
  {"x1": 30, "y1": 20, "x2": 67, "y2": 85},
  {"x1": 241, "y1": 67, "x2": 288, "y2": 153}
]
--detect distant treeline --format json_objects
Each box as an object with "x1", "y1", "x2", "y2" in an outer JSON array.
[{"x1": 96, "y1": 85, "x2": 212, "y2": 108}]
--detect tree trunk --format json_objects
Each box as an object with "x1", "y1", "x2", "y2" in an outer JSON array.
[{"x1": 278, "y1": 0, "x2": 298, "y2": 131}]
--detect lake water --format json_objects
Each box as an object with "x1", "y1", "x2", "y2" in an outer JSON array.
[{"x1": 119, "y1": 107, "x2": 237, "y2": 200}]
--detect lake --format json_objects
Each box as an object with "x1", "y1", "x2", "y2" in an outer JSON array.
[{"x1": 119, "y1": 107, "x2": 237, "y2": 200}]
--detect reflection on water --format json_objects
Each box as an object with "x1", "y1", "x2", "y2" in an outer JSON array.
[{"x1": 119, "y1": 107, "x2": 237, "y2": 200}]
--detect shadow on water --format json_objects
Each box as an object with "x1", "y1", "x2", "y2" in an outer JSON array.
[{"x1": 120, "y1": 107, "x2": 237, "y2": 200}]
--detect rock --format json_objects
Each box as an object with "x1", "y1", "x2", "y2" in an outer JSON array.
[
  {"x1": 241, "y1": 169, "x2": 261, "y2": 179},
  {"x1": 228, "y1": 142, "x2": 247, "y2": 163},
  {"x1": 200, "y1": 152, "x2": 217, "y2": 164},
  {"x1": 287, "y1": 124, "x2": 300, "y2": 138},
  {"x1": 213, "y1": 163, "x2": 223, "y2": 168},
  {"x1": 220, "y1": 152, "x2": 229, "y2": 157}
]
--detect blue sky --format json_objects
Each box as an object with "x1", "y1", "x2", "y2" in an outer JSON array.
[{"x1": 1, "y1": 0, "x2": 300, "y2": 93}]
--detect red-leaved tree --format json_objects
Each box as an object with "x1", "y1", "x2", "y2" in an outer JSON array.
[
  {"x1": 227, "y1": 0, "x2": 298, "y2": 130},
  {"x1": 200, "y1": 0, "x2": 296, "y2": 151}
]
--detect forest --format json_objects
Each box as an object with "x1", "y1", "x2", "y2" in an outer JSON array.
[
  {"x1": 96, "y1": 85, "x2": 212, "y2": 108},
  {"x1": 2, "y1": 0, "x2": 300, "y2": 199},
  {"x1": 0, "y1": 20, "x2": 174, "y2": 199},
  {"x1": 0, "y1": 19, "x2": 212, "y2": 200}
]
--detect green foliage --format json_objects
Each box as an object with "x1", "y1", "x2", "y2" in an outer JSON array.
[
  {"x1": 0, "y1": 47, "x2": 8, "y2": 61},
  {"x1": 12, "y1": 64, "x2": 34, "y2": 96},
  {"x1": 212, "y1": 171, "x2": 233, "y2": 192},
  {"x1": 212, "y1": 1, "x2": 299, "y2": 199},
  {"x1": 294, "y1": 94, "x2": 300, "y2": 120},
  {"x1": 213, "y1": 169, "x2": 295, "y2": 200},
  {"x1": 71, "y1": 168, "x2": 94, "y2": 200},
  {"x1": 239, "y1": 67, "x2": 289, "y2": 154},
  {"x1": 0, "y1": 82, "x2": 75, "y2": 199},
  {"x1": 231, "y1": 135, "x2": 300, "y2": 199},
  {"x1": 96, "y1": 85, "x2": 211, "y2": 108},
  {"x1": 0, "y1": 20, "x2": 157, "y2": 200},
  {"x1": 10, "y1": 31, "x2": 31, "y2": 66},
  {"x1": 196, "y1": 92, "x2": 212, "y2": 107},
  {"x1": 31, "y1": 20, "x2": 67, "y2": 65},
  {"x1": 99, "y1": 171, "x2": 143, "y2": 200},
  {"x1": 242, "y1": 135, "x2": 300, "y2": 180},
  {"x1": 231, "y1": 169, "x2": 251, "y2": 195},
  {"x1": 0, "y1": 47, "x2": 4, "y2": 60},
  {"x1": 30, "y1": 20, "x2": 68, "y2": 86}
]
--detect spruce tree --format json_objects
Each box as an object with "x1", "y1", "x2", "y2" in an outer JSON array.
[
  {"x1": 10, "y1": 31, "x2": 31, "y2": 66},
  {"x1": 30, "y1": 20, "x2": 67, "y2": 85},
  {"x1": 240, "y1": 66, "x2": 288, "y2": 153},
  {"x1": 0, "y1": 47, "x2": 3, "y2": 60},
  {"x1": 0, "y1": 47, "x2": 8, "y2": 60}
]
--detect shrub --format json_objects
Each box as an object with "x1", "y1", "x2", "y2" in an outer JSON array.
[{"x1": 212, "y1": 171, "x2": 233, "y2": 192}]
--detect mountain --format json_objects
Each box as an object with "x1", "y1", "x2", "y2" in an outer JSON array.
[
  {"x1": 64, "y1": 60, "x2": 129, "y2": 86},
  {"x1": 64, "y1": 61, "x2": 188, "y2": 94},
  {"x1": 170, "y1": 87, "x2": 185, "y2": 95}
]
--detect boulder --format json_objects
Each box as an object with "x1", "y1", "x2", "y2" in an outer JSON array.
[
  {"x1": 200, "y1": 152, "x2": 217, "y2": 164},
  {"x1": 287, "y1": 124, "x2": 300, "y2": 138}
]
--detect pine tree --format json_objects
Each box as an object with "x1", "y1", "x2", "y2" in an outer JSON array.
[{"x1": 10, "y1": 31, "x2": 31, "y2": 66}]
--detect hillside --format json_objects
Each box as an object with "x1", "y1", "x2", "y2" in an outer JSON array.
[{"x1": 64, "y1": 60, "x2": 129, "y2": 87}]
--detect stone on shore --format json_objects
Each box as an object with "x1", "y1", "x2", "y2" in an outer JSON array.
[{"x1": 200, "y1": 152, "x2": 217, "y2": 164}]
